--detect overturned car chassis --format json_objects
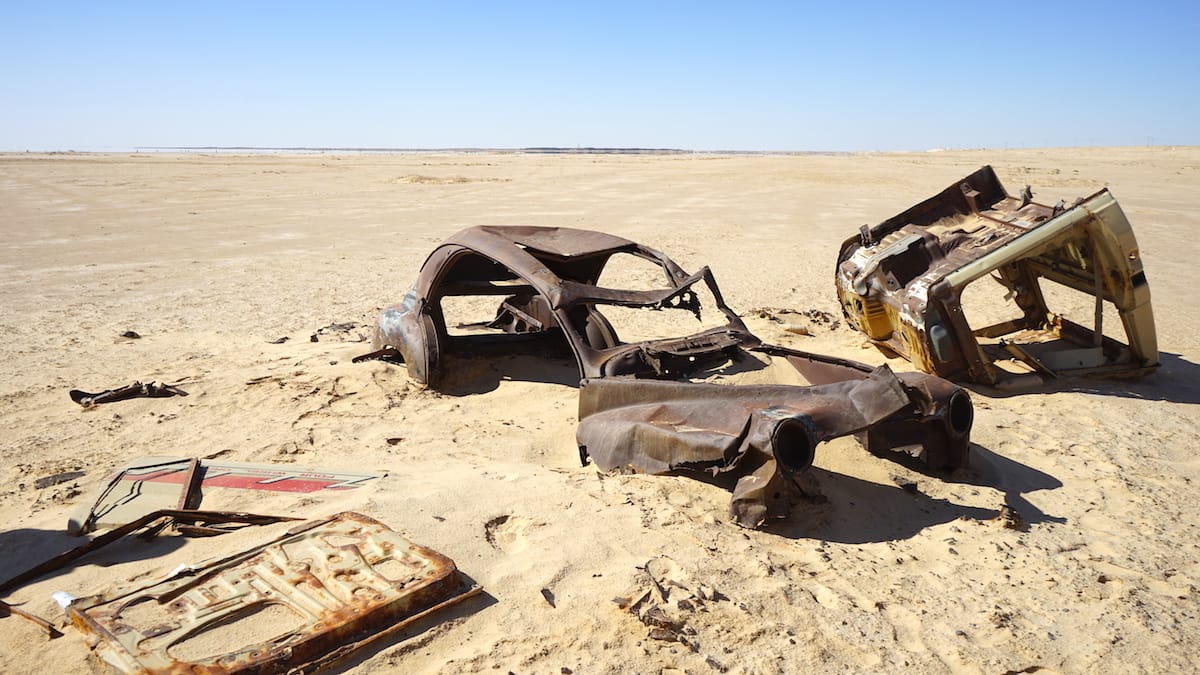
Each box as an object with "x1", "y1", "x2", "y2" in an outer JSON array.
[
  {"x1": 369, "y1": 226, "x2": 975, "y2": 527},
  {"x1": 836, "y1": 166, "x2": 1157, "y2": 385}
]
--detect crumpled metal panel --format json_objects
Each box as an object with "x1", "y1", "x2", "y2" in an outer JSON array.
[
  {"x1": 577, "y1": 365, "x2": 913, "y2": 528},
  {"x1": 836, "y1": 166, "x2": 1157, "y2": 384},
  {"x1": 67, "y1": 512, "x2": 478, "y2": 674}
]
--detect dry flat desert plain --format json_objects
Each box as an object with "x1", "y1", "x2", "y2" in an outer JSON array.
[{"x1": 1, "y1": 148, "x2": 1199, "y2": 674}]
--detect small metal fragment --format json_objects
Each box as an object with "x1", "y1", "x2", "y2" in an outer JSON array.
[
  {"x1": 0, "y1": 600, "x2": 62, "y2": 639},
  {"x1": 33, "y1": 471, "x2": 85, "y2": 489},
  {"x1": 69, "y1": 381, "x2": 188, "y2": 407}
]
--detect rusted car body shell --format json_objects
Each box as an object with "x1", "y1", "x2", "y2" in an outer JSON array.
[
  {"x1": 67, "y1": 512, "x2": 476, "y2": 674},
  {"x1": 373, "y1": 226, "x2": 756, "y2": 387},
  {"x1": 373, "y1": 226, "x2": 975, "y2": 527},
  {"x1": 836, "y1": 166, "x2": 1157, "y2": 384}
]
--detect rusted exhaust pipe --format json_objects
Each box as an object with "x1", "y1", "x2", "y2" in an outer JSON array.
[
  {"x1": 946, "y1": 389, "x2": 974, "y2": 437},
  {"x1": 769, "y1": 418, "x2": 816, "y2": 475}
]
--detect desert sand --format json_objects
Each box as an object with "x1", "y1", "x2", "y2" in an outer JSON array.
[{"x1": 1, "y1": 148, "x2": 1198, "y2": 674}]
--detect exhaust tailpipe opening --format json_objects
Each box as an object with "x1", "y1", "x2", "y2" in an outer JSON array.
[
  {"x1": 772, "y1": 419, "x2": 816, "y2": 474},
  {"x1": 947, "y1": 390, "x2": 974, "y2": 436}
]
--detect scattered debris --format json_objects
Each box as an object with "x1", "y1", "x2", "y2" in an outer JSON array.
[
  {"x1": 68, "y1": 456, "x2": 383, "y2": 535},
  {"x1": 991, "y1": 505, "x2": 1025, "y2": 530},
  {"x1": 616, "y1": 557, "x2": 722, "y2": 655},
  {"x1": 64, "y1": 512, "x2": 480, "y2": 674},
  {"x1": 353, "y1": 345, "x2": 402, "y2": 363},
  {"x1": 310, "y1": 321, "x2": 370, "y2": 343},
  {"x1": 836, "y1": 165, "x2": 1157, "y2": 384},
  {"x1": 483, "y1": 515, "x2": 510, "y2": 550},
  {"x1": 890, "y1": 474, "x2": 920, "y2": 494},
  {"x1": 1004, "y1": 666, "x2": 1052, "y2": 675},
  {"x1": 744, "y1": 307, "x2": 839, "y2": 332},
  {"x1": 69, "y1": 381, "x2": 188, "y2": 407}
]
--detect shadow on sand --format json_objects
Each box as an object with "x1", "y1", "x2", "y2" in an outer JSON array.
[
  {"x1": 764, "y1": 442, "x2": 1065, "y2": 544},
  {"x1": 436, "y1": 352, "x2": 583, "y2": 395},
  {"x1": 0, "y1": 526, "x2": 186, "y2": 596},
  {"x1": 434, "y1": 344, "x2": 771, "y2": 396},
  {"x1": 965, "y1": 350, "x2": 1200, "y2": 405}
]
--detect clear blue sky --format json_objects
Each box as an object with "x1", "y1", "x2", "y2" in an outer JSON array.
[{"x1": 2, "y1": 1, "x2": 1196, "y2": 151}]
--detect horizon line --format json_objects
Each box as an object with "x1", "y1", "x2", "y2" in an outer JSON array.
[{"x1": 3, "y1": 144, "x2": 1194, "y2": 155}]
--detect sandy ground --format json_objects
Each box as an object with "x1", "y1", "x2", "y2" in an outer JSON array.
[{"x1": 1, "y1": 148, "x2": 1198, "y2": 674}]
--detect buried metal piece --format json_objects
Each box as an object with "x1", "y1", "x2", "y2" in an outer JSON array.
[
  {"x1": 65, "y1": 512, "x2": 480, "y2": 674},
  {"x1": 0, "y1": 599, "x2": 62, "y2": 639},
  {"x1": 68, "y1": 456, "x2": 384, "y2": 535},
  {"x1": 836, "y1": 165, "x2": 1157, "y2": 385},
  {"x1": 69, "y1": 381, "x2": 188, "y2": 407}
]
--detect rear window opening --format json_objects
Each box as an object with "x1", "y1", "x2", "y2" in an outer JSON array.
[
  {"x1": 593, "y1": 252, "x2": 728, "y2": 343},
  {"x1": 593, "y1": 283, "x2": 729, "y2": 344},
  {"x1": 596, "y1": 251, "x2": 675, "y2": 291}
]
